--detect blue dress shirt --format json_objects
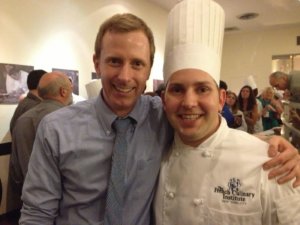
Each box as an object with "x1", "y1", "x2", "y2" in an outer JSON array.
[{"x1": 20, "y1": 93, "x2": 173, "y2": 225}]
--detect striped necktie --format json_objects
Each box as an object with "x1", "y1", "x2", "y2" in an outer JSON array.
[{"x1": 104, "y1": 117, "x2": 131, "y2": 225}]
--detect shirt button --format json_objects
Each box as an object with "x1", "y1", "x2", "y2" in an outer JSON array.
[
  {"x1": 106, "y1": 130, "x2": 110, "y2": 135},
  {"x1": 202, "y1": 151, "x2": 212, "y2": 158},
  {"x1": 174, "y1": 152, "x2": 180, "y2": 157},
  {"x1": 193, "y1": 198, "x2": 203, "y2": 206},
  {"x1": 167, "y1": 192, "x2": 175, "y2": 199}
]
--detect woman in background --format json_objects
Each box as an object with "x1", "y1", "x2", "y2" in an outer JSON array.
[
  {"x1": 238, "y1": 85, "x2": 259, "y2": 134},
  {"x1": 226, "y1": 90, "x2": 247, "y2": 132}
]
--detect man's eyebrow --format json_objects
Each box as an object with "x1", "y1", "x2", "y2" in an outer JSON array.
[{"x1": 131, "y1": 57, "x2": 147, "y2": 65}]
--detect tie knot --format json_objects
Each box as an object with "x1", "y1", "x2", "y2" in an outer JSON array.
[{"x1": 113, "y1": 117, "x2": 131, "y2": 133}]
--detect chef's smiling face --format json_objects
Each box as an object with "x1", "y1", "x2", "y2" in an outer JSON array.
[{"x1": 163, "y1": 69, "x2": 225, "y2": 147}]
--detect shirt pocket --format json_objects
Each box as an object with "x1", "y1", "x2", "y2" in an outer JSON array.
[{"x1": 204, "y1": 207, "x2": 262, "y2": 225}]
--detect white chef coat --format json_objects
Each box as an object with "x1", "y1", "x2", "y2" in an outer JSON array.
[{"x1": 154, "y1": 117, "x2": 300, "y2": 225}]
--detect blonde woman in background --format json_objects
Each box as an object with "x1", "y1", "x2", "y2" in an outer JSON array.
[
  {"x1": 226, "y1": 90, "x2": 247, "y2": 132},
  {"x1": 258, "y1": 87, "x2": 283, "y2": 131}
]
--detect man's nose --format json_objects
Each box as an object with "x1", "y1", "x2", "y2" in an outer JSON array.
[
  {"x1": 118, "y1": 64, "x2": 131, "y2": 81},
  {"x1": 182, "y1": 90, "x2": 198, "y2": 108}
]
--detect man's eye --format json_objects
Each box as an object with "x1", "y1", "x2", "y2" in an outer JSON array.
[
  {"x1": 108, "y1": 58, "x2": 121, "y2": 66},
  {"x1": 169, "y1": 86, "x2": 183, "y2": 94},
  {"x1": 197, "y1": 86, "x2": 209, "y2": 94},
  {"x1": 132, "y1": 60, "x2": 144, "y2": 69}
]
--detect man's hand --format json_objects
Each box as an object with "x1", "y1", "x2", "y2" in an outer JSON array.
[{"x1": 263, "y1": 136, "x2": 300, "y2": 188}]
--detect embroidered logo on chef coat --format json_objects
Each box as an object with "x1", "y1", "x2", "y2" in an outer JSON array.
[{"x1": 214, "y1": 178, "x2": 255, "y2": 205}]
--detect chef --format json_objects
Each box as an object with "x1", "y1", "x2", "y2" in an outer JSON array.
[{"x1": 154, "y1": 0, "x2": 300, "y2": 224}]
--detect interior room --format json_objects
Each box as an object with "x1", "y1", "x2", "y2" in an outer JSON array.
[{"x1": 0, "y1": 0, "x2": 300, "y2": 222}]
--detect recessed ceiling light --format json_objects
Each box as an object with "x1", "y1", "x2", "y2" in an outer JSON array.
[
  {"x1": 225, "y1": 27, "x2": 240, "y2": 32},
  {"x1": 237, "y1": 12, "x2": 259, "y2": 20}
]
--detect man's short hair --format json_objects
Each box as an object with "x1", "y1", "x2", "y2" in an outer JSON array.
[
  {"x1": 94, "y1": 13, "x2": 155, "y2": 67},
  {"x1": 270, "y1": 71, "x2": 288, "y2": 79},
  {"x1": 219, "y1": 80, "x2": 228, "y2": 91},
  {"x1": 27, "y1": 70, "x2": 47, "y2": 90}
]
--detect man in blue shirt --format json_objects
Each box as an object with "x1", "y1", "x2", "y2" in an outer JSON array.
[
  {"x1": 219, "y1": 80, "x2": 235, "y2": 127},
  {"x1": 20, "y1": 13, "x2": 300, "y2": 225}
]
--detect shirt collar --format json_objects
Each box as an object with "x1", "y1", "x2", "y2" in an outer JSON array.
[
  {"x1": 27, "y1": 92, "x2": 41, "y2": 101},
  {"x1": 174, "y1": 115, "x2": 229, "y2": 152},
  {"x1": 94, "y1": 91, "x2": 147, "y2": 135}
]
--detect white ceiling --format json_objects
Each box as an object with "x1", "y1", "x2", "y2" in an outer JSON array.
[{"x1": 147, "y1": 0, "x2": 300, "y2": 33}]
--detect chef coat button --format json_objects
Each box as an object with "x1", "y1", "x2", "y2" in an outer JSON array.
[
  {"x1": 202, "y1": 151, "x2": 212, "y2": 158},
  {"x1": 167, "y1": 192, "x2": 175, "y2": 199},
  {"x1": 193, "y1": 198, "x2": 203, "y2": 206},
  {"x1": 174, "y1": 152, "x2": 180, "y2": 157},
  {"x1": 106, "y1": 130, "x2": 110, "y2": 135}
]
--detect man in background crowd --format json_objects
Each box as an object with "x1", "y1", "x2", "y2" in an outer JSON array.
[
  {"x1": 8, "y1": 72, "x2": 73, "y2": 214},
  {"x1": 10, "y1": 69, "x2": 47, "y2": 133},
  {"x1": 219, "y1": 80, "x2": 234, "y2": 127},
  {"x1": 269, "y1": 71, "x2": 300, "y2": 149}
]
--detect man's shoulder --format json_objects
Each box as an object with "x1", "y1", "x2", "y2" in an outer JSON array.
[
  {"x1": 139, "y1": 95, "x2": 163, "y2": 114},
  {"x1": 41, "y1": 98, "x2": 96, "y2": 125},
  {"x1": 227, "y1": 128, "x2": 268, "y2": 149},
  {"x1": 136, "y1": 95, "x2": 164, "y2": 118},
  {"x1": 15, "y1": 96, "x2": 40, "y2": 112}
]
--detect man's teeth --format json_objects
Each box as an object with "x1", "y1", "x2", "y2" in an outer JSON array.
[
  {"x1": 115, "y1": 86, "x2": 132, "y2": 93},
  {"x1": 181, "y1": 114, "x2": 200, "y2": 120}
]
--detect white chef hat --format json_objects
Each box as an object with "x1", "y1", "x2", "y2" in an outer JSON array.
[
  {"x1": 244, "y1": 75, "x2": 257, "y2": 89},
  {"x1": 163, "y1": 0, "x2": 225, "y2": 85}
]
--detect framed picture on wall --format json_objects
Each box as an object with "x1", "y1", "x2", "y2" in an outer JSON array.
[
  {"x1": 52, "y1": 68, "x2": 79, "y2": 95},
  {"x1": 0, "y1": 63, "x2": 33, "y2": 104},
  {"x1": 91, "y1": 72, "x2": 100, "y2": 80}
]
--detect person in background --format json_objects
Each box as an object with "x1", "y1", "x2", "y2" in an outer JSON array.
[
  {"x1": 269, "y1": 71, "x2": 300, "y2": 101},
  {"x1": 8, "y1": 72, "x2": 73, "y2": 218},
  {"x1": 244, "y1": 76, "x2": 263, "y2": 133},
  {"x1": 154, "y1": 83, "x2": 166, "y2": 98},
  {"x1": 219, "y1": 80, "x2": 234, "y2": 127},
  {"x1": 258, "y1": 86, "x2": 283, "y2": 131},
  {"x1": 226, "y1": 90, "x2": 247, "y2": 132},
  {"x1": 270, "y1": 71, "x2": 300, "y2": 149},
  {"x1": 19, "y1": 12, "x2": 300, "y2": 225},
  {"x1": 253, "y1": 88, "x2": 264, "y2": 133},
  {"x1": 154, "y1": 1, "x2": 300, "y2": 224},
  {"x1": 237, "y1": 85, "x2": 259, "y2": 133},
  {"x1": 283, "y1": 89, "x2": 291, "y2": 100},
  {"x1": 9, "y1": 69, "x2": 47, "y2": 133},
  {"x1": 273, "y1": 90, "x2": 284, "y2": 125}
]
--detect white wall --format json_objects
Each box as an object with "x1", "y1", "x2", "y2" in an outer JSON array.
[
  {"x1": 0, "y1": 0, "x2": 168, "y2": 143},
  {"x1": 222, "y1": 25, "x2": 300, "y2": 94}
]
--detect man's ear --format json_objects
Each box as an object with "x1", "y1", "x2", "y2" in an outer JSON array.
[
  {"x1": 161, "y1": 90, "x2": 166, "y2": 110},
  {"x1": 93, "y1": 54, "x2": 101, "y2": 78},
  {"x1": 60, "y1": 87, "x2": 67, "y2": 97},
  {"x1": 219, "y1": 88, "x2": 226, "y2": 111}
]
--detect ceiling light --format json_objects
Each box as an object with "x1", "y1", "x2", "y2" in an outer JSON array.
[
  {"x1": 225, "y1": 27, "x2": 240, "y2": 32},
  {"x1": 237, "y1": 12, "x2": 259, "y2": 20}
]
